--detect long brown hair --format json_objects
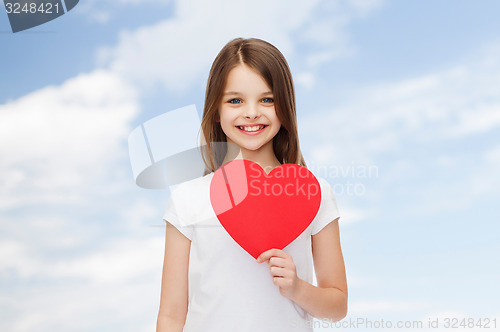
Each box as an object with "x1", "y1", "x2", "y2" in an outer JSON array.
[{"x1": 199, "y1": 38, "x2": 306, "y2": 175}]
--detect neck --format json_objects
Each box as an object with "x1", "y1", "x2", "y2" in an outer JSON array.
[{"x1": 222, "y1": 140, "x2": 281, "y2": 175}]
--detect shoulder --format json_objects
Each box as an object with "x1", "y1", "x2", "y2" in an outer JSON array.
[
  {"x1": 315, "y1": 176, "x2": 334, "y2": 195},
  {"x1": 166, "y1": 172, "x2": 216, "y2": 225},
  {"x1": 311, "y1": 175, "x2": 340, "y2": 224},
  {"x1": 315, "y1": 177, "x2": 337, "y2": 210},
  {"x1": 314, "y1": 175, "x2": 338, "y2": 203}
]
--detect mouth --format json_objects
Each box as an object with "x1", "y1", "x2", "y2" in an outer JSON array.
[{"x1": 236, "y1": 124, "x2": 268, "y2": 133}]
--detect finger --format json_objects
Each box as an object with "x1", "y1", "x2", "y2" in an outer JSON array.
[
  {"x1": 273, "y1": 267, "x2": 295, "y2": 280},
  {"x1": 268, "y1": 256, "x2": 289, "y2": 268},
  {"x1": 270, "y1": 248, "x2": 289, "y2": 259},
  {"x1": 270, "y1": 266, "x2": 286, "y2": 277},
  {"x1": 256, "y1": 249, "x2": 271, "y2": 263},
  {"x1": 257, "y1": 248, "x2": 283, "y2": 263},
  {"x1": 273, "y1": 276, "x2": 285, "y2": 286}
]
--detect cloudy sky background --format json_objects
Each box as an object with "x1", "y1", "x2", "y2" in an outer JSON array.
[{"x1": 1, "y1": 0, "x2": 500, "y2": 331}]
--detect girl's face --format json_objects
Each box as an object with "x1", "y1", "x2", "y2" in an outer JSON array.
[{"x1": 218, "y1": 64, "x2": 282, "y2": 155}]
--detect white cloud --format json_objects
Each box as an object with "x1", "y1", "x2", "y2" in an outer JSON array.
[
  {"x1": 344, "y1": 274, "x2": 379, "y2": 288},
  {"x1": 300, "y1": 43, "x2": 500, "y2": 165},
  {"x1": 295, "y1": 72, "x2": 316, "y2": 90},
  {"x1": 0, "y1": 229, "x2": 165, "y2": 330},
  {"x1": 75, "y1": 0, "x2": 172, "y2": 24},
  {"x1": 1, "y1": 265, "x2": 161, "y2": 332},
  {"x1": 96, "y1": 0, "x2": 313, "y2": 92},
  {"x1": 121, "y1": 198, "x2": 162, "y2": 228},
  {"x1": 349, "y1": 299, "x2": 429, "y2": 314},
  {"x1": 446, "y1": 103, "x2": 500, "y2": 137},
  {"x1": 0, "y1": 70, "x2": 139, "y2": 209},
  {"x1": 484, "y1": 145, "x2": 500, "y2": 164},
  {"x1": 95, "y1": 0, "x2": 384, "y2": 93},
  {"x1": 465, "y1": 144, "x2": 500, "y2": 197},
  {"x1": 0, "y1": 235, "x2": 163, "y2": 282},
  {"x1": 0, "y1": 67, "x2": 164, "y2": 331},
  {"x1": 349, "y1": 0, "x2": 385, "y2": 16},
  {"x1": 51, "y1": 237, "x2": 164, "y2": 283},
  {"x1": 339, "y1": 206, "x2": 373, "y2": 224}
]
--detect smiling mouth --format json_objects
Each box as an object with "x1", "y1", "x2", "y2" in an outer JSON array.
[{"x1": 236, "y1": 125, "x2": 268, "y2": 132}]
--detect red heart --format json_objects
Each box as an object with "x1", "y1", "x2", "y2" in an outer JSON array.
[{"x1": 210, "y1": 159, "x2": 321, "y2": 260}]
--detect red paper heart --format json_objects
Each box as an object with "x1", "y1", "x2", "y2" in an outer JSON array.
[{"x1": 210, "y1": 159, "x2": 321, "y2": 260}]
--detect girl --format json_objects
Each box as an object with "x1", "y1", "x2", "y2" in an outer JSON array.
[{"x1": 157, "y1": 38, "x2": 348, "y2": 332}]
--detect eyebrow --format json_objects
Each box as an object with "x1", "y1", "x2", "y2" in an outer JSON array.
[{"x1": 223, "y1": 91, "x2": 273, "y2": 96}]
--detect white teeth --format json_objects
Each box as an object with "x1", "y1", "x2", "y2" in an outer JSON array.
[{"x1": 239, "y1": 125, "x2": 265, "y2": 132}]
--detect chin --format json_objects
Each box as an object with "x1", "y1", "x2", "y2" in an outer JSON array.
[{"x1": 240, "y1": 145, "x2": 263, "y2": 152}]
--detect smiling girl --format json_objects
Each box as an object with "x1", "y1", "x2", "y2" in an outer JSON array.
[{"x1": 157, "y1": 38, "x2": 348, "y2": 332}]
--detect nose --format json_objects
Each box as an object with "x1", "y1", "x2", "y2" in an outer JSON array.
[{"x1": 243, "y1": 102, "x2": 260, "y2": 119}]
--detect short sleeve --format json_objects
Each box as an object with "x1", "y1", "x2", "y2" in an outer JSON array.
[
  {"x1": 163, "y1": 187, "x2": 194, "y2": 241},
  {"x1": 311, "y1": 178, "x2": 341, "y2": 236}
]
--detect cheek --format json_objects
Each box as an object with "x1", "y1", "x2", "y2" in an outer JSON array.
[
  {"x1": 271, "y1": 113, "x2": 282, "y2": 128},
  {"x1": 217, "y1": 110, "x2": 226, "y2": 125},
  {"x1": 219, "y1": 113, "x2": 235, "y2": 133},
  {"x1": 270, "y1": 108, "x2": 280, "y2": 123},
  {"x1": 220, "y1": 114, "x2": 229, "y2": 126}
]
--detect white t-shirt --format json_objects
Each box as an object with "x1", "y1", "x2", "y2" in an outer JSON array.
[{"x1": 163, "y1": 171, "x2": 340, "y2": 332}]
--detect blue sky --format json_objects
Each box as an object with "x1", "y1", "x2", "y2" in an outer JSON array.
[{"x1": 1, "y1": 0, "x2": 500, "y2": 331}]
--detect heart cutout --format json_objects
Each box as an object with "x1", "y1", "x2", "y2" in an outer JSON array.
[{"x1": 210, "y1": 159, "x2": 321, "y2": 260}]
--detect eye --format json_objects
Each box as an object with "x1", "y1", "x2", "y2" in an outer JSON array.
[
  {"x1": 261, "y1": 97, "x2": 274, "y2": 103},
  {"x1": 228, "y1": 98, "x2": 242, "y2": 104}
]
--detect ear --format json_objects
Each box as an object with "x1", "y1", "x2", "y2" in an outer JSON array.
[{"x1": 215, "y1": 112, "x2": 220, "y2": 122}]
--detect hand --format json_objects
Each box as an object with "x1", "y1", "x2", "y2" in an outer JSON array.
[{"x1": 256, "y1": 248, "x2": 301, "y2": 300}]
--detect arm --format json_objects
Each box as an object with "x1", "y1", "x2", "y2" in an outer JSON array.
[
  {"x1": 156, "y1": 221, "x2": 191, "y2": 332},
  {"x1": 291, "y1": 217, "x2": 348, "y2": 320}
]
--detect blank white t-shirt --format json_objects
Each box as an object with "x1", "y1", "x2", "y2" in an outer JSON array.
[{"x1": 163, "y1": 171, "x2": 340, "y2": 332}]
